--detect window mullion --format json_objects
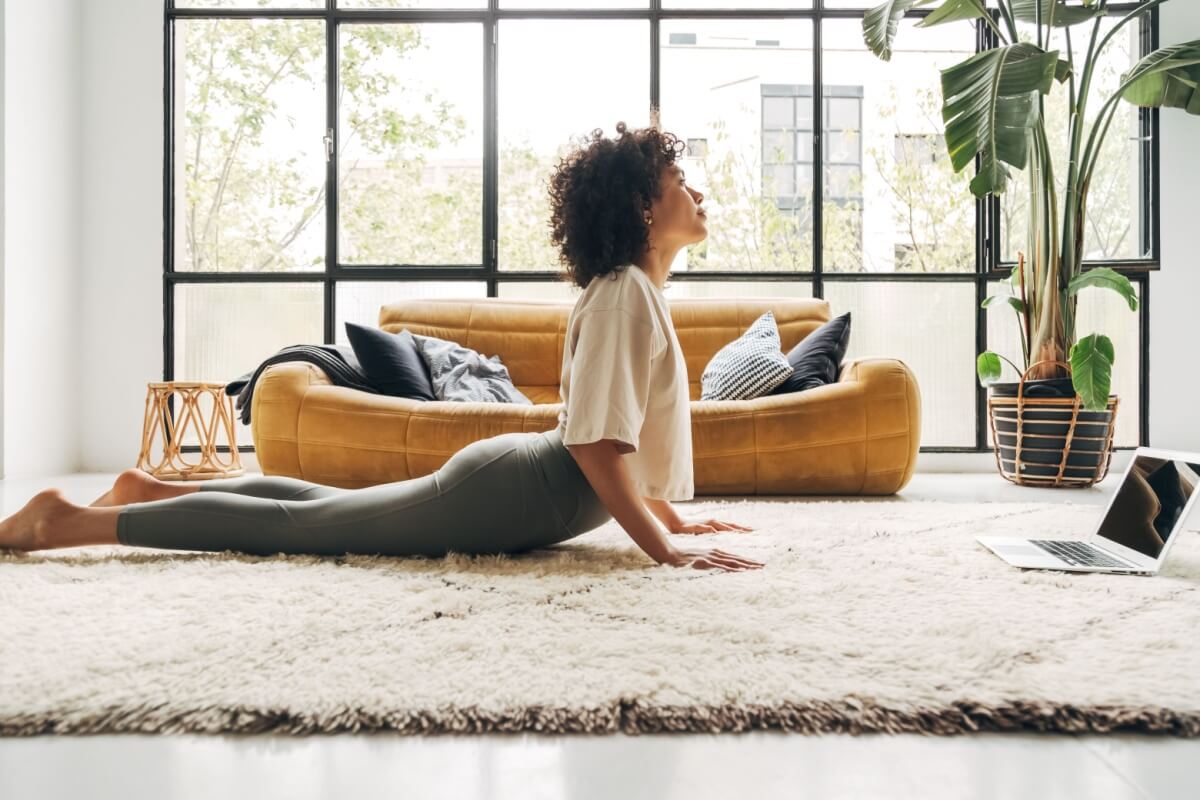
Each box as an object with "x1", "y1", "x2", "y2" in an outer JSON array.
[
  {"x1": 976, "y1": 11, "x2": 1000, "y2": 450},
  {"x1": 325, "y1": 6, "x2": 338, "y2": 344},
  {"x1": 485, "y1": 16, "x2": 498, "y2": 295},
  {"x1": 812, "y1": 12, "x2": 823, "y2": 299}
]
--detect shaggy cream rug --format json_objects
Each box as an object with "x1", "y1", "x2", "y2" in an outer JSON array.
[{"x1": 2, "y1": 499, "x2": 1199, "y2": 737}]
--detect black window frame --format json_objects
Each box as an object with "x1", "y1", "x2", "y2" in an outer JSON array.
[{"x1": 164, "y1": 0, "x2": 1158, "y2": 456}]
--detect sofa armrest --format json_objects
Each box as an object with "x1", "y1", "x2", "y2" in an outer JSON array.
[
  {"x1": 836, "y1": 357, "x2": 922, "y2": 492},
  {"x1": 249, "y1": 362, "x2": 334, "y2": 477}
]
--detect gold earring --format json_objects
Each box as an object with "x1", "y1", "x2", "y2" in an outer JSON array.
[{"x1": 644, "y1": 215, "x2": 654, "y2": 226}]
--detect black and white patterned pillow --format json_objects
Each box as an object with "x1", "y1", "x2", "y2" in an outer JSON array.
[{"x1": 700, "y1": 311, "x2": 794, "y2": 401}]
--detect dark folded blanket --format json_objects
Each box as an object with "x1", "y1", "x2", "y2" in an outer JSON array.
[{"x1": 224, "y1": 344, "x2": 379, "y2": 426}]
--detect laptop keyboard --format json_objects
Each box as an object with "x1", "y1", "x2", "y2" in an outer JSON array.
[{"x1": 1029, "y1": 540, "x2": 1134, "y2": 569}]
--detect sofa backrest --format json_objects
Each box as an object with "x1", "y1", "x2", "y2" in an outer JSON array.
[{"x1": 378, "y1": 296, "x2": 832, "y2": 403}]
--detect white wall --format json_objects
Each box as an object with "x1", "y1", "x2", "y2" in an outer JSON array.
[
  {"x1": 2, "y1": 0, "x2": 82, "y2": 478},
  {"x1": 57, "y1": 2, "x2": 1200, "y2": 472},
  {"x1": 0, "y1": 0, "x2": 7, "y2": 479},
  {"x1": 1149, "y1": 1, "x2": 1200, "y2": 452},
  {"x1": 79, "y1": 0, "x2": 165, "y2": 475}
]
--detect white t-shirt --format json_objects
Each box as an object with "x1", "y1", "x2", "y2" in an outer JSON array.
[{"x1": 556, "y1": 264, "x2": 695, "y2": 501}]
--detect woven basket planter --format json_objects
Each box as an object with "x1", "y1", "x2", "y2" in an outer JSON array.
[{"x1": 986, "y1": 360, "x2": 1119, "y2": 488}]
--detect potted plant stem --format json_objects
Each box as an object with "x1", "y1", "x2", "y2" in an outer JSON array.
[{"x1": 862, "y1": 0, "x2": 1200, "y2": 485}]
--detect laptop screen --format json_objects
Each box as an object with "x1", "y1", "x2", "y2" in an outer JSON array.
[{"x1": 1095, "y1": 455, "x2": 1200, "y2": 559}]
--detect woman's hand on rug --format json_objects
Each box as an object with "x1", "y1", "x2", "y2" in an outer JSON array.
[
  {"x1": 664, "y1": 546, "x2": 764, "y2": 572},
  {"x1": 668, "y1": 517, "x2": 754, "y2": 535}
]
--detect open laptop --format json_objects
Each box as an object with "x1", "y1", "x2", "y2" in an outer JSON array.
[{"x1": 978, "y1": 447, "x2": 1200, "y2": 575}]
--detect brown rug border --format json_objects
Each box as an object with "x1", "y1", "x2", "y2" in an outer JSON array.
[{"x1": 3, "y1": 700, "x2": 1198, "y2": 737}]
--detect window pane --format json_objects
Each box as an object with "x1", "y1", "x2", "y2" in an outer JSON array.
[
  {"x1": 174, "y1": 283, "x2": 323, "y2": 448},
  {"x1": 340, "y1": 1, "x2": 485, "y2": 7},
  {"x1": 663, "y1": 281, "x2": 811, "y2": 299},
  {"x1": 500, "y1": 0, "x2": 647, "y2": 7},
  {"x1": 338, "y1": 23, "x2": 483, "y2": 266},
  {"x1": 1002, "y1": 16, "x2": 1146, "y2": 262},
  {"x1": 985, "y1": 280, "x2": 1141, "y2": 447},
  {"x1": 178, "y1": 0, "x2": 322, "y2": 7},
  {"x1": 763, "y1": 96, "x2": 795, "y2": 128},
  {"x1": 796, "y1": 93, "x2": 813, "y2": 128},
  {"x1": 663, "y1": 0, "x2": 811, "y2": 7},
  {"x1": 796, "y1": 131, "x2": 813, "y2": 162},
  {"x1": 496, "y1": 282, "x2": 581, "y2": 301},
  {"x1": 797, "y1": 163, "x2": 813, "y2": 191},
  {"x1": 825, "y1": 164, "x2": 859, "y2": 198},
  {"x1": 496, "y1": 20, "x2": 648, "y2": 273},
  {"x1": 824, "y1": 281, "x2": 977, "y2": 447},
  {"x1": 822, "y1": 19, "x2": 976, "y2": 274},
  {"x1": 763, "y1": 129, "x2": 794, "y2": 162},
  {"x1": 336, "y1": 281, "x2": 488, "y2": 344},
  {"x1": 174, "y1": 19, "x2": 326, "y2": 273},
  {"x1": 765, "y1": 164, "x2": 796, "y2": 197},
  {"x1": 498, "y1": 20, "x2": 649, "y2": 272},
  {"x1": 826, "y1": 130, "x2": 859, "y2": 164},
  {"x1": 496, "y1": 280, "x2": 811, "y2": 301},
  {"x1": 661, "y1": 19, "x2": 815, "y2": 272}
]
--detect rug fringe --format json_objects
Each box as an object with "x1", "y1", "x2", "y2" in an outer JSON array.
[{"x1": 2, "y1": 700, "x2": 1197, "y2": 737}]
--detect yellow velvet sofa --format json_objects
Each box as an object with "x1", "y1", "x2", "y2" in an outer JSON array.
[{"x1": 250, "y1": 297, "x2": 922, "y2": 495}]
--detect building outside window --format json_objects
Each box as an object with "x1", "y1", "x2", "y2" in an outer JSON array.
[{"x1": 761, "y1": 83, "x2": 863, "y2": 261}]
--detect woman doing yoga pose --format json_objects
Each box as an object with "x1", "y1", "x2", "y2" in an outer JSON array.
[{"x1": 0, "y1": 122, "x2": 763, "y2": 573}]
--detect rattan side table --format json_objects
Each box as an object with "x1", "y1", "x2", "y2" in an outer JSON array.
[{"x1": 136, "y1": 381, "x2": 245, "y2": 480}]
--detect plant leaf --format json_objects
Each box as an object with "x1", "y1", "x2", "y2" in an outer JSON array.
[
  {"x1": 1066, "y1": 267, "x2": 1140, "y2": 311},
  {"x1": 863, "y1": 0, "x2": 937, "y2": 61},
  {"x1": 1055, "y1": 58, "x2": 1073, "y2": 83},
  {"x1": 917, "y1": 0, "x2": 988, "y2": 28},
  {"x1": 1120, "y1": 41, "x2": 1200, "y2": 115},
  {"x1": 1011, "y1": 0, "x2": 1105, "y2": 27},
  {"x1": 977, "y1": 351, "x2": 1003, "y2": 386},
  {"x1": 1069, "y1": 334, "x2": 1115, "y2": 411},
  {"x1": 982, "y1": 294, "x2": 1027, "y2": 314},
  {"x1": 940, "y1": 43, "x2": 1060, "y2": 197}
]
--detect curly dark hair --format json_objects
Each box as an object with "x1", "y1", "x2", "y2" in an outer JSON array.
[{"x1": 547, "y1": 120, "x2": 687, "y2": 291}]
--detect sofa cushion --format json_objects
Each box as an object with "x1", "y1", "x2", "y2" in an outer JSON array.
[
  {"x1": 700, "y1": 310, "x2": 794, "y2": 401},
  {"x1": 344, "y1": 322, "x2": 437, "y2": 401},
  {"x1": 768, "y1": 311, "x2": 852, "y2": 395},
  {"x1": 409, "y1": 331, "x2": 534, "y2": 405}
]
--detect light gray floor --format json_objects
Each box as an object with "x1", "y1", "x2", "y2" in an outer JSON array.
[{"x1": 2, "y1": 470, "x2": 1196, "y2": 800}]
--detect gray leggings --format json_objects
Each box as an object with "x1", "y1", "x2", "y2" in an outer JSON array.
[{"x1": 115, "y1": 428, "x2": 614, "y2": 558}]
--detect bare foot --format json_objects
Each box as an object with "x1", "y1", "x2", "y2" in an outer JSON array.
[
  {"x1": 90, "y1": 468, "x2": 176, "y2": 507},
  {"x1": 0, "y1": 489, "x2": 74, "y2": 552}
]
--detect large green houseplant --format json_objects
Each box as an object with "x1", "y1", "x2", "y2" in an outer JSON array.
[{"x1": 862, "y1": 0, "x2": 1198, "y2": 411}]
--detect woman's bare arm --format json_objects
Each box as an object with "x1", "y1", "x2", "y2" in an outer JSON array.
[
  {"x1": 566, "y1": 440, "x2": 679, "y2": 565},
  {"x1": 642, "y1": 496, "x2": 683, "y2": 530}
]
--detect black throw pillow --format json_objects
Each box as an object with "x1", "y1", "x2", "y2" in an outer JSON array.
[
  {"x1": 343, "y1": 321, "x2": 437, "y2": 401},
  {"x1": 768, "y1": 311, "x2": 852, "y2": 395}
]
